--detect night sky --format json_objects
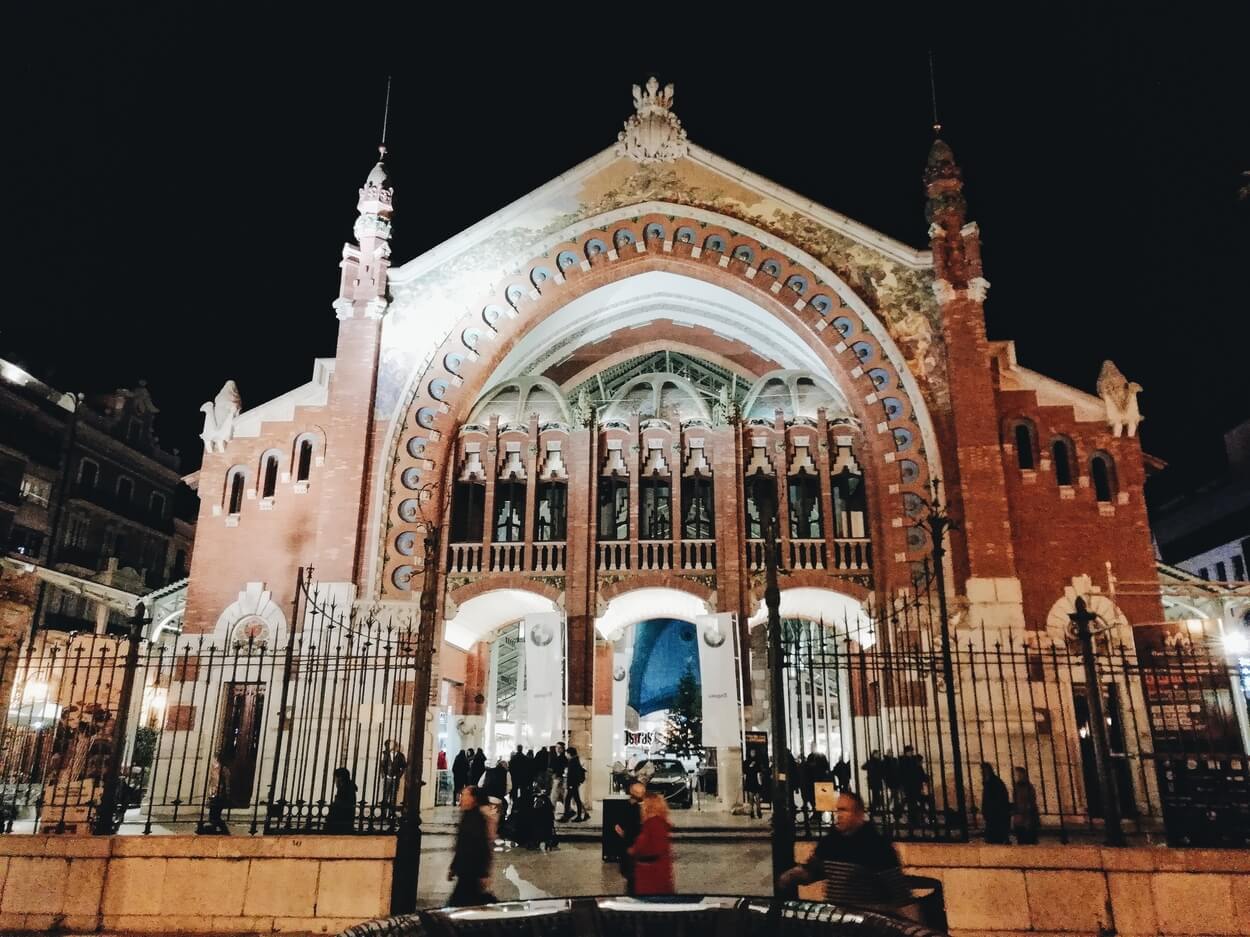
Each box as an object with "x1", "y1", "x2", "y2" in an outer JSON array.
[{"x1": 9, "y1": 9, "x2": 1248, "y2": 503}]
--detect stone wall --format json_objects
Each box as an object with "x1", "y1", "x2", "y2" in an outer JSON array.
[
  {"x1": 799, "y1": 840, "x2": 1250, "y2": 936},
  {"x1": 0, "y1": 834, "x2": 394, "y2": 933}
]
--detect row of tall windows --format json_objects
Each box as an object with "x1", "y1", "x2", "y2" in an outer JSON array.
[
  {"x1": 744, "y1": 468, "x2": 866, "y2": 539},
  {"x1": 1009, "y1": 421, "x2": 1118, "y2": 502},
  {"x1": 225, "y1": 439, "x2": 316, "y2": 516},
  {"x1": 449, "y1": 476, "x2": 719, "y2": 543}
]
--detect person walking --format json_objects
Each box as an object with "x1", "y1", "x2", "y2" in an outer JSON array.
[
  {"x1": 201, "y1": 754, "x2": 232, "y2": 835},
  {"x1": 381, "y1": 740, "x2": 406, "y2": 811},
  {"x1": 862, "y1": 751, "x2": 885, "y2": 815},
  {"x1": 532, "y1": 745, "x2": 551, "y2": 795},
  {"x1": 1011, "y1": 766, "x2": 1040, "y2": 844},
  {"x1": 777, "y1": 791, "x2": 917, "y2": 919},
  {"x1": 614, "y1": 780, "x2": 646, "y2": 894},
  {"x1": 325, "y1": 767, "x2": 358, "y2": 834},
  {"x1": 509, "y1": 745, "x2": 530, "y2": 805},
  {"x1": 833, "y1": 757, "x2": 852, "y2": 793},
  {"x1": 551, "y1": 742, "x2": 568, "y2": 806},
  {"x1": 561, "y1": 747, "x2": 588, "y2": 822},
  {"x1": 744, "y1": 752, "x2": 765, "y2": 819},
  {"x1": 980, "y1": 763, "x2": 1011, "y2": 844},
  {"x1": 452, "y1": 749, "x2": 469, "y2": 805},
  {"x1": 448, "y1": 786, "x2": 495, "y2": 906},
  {"x1": 470, "y1": 749, "x2": 487, "y2": 789},
  {"x1": 627, "y1": 792, "x2": 675, "y2": 895}
]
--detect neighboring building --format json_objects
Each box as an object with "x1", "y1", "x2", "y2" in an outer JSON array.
[
  {"x1": 1152, "y1": 420, "x2": 1250, "y2": 587},
  {"x1": 0, "y1": 359, "x2": 197, "y2": 639},
  {"x1": 181, "y1": 80, "x2": 1163, "y2": 810}
]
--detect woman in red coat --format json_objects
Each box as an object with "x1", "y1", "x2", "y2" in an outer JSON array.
[{"x1": 628, "y1": 792, "x2": 675, "y2": 895}]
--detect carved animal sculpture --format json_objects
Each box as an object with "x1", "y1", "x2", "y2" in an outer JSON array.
[
  {"x1": 1096, "y1": 361, "x2": 1143, "y2": 438},
  {"x1": 199, "y1": 380, "x2": 242, "y2": 453}
]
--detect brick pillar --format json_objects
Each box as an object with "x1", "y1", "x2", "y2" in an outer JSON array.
[
  {"x1": 313, "y1": 315, "x2": 382, "y2": 582},
  {"x1": 925, "y1": 136, "x2": 1023, "y2": 629}
]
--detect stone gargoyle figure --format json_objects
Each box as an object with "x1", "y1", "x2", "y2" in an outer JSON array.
[
  {"x1": 199, "y1": 380, "x2": 242, "y2": 453},
  {"x1": 1097, "y1": 360, "x2": 1143, "y2": 438}
]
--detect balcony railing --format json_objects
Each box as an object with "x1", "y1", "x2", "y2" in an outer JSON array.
[
  {"x1": 530, "y1": 542, "x2": 565, "y2": 573},
  {"x1": 69, "y1": 483, "x2": 173, "y2": 534},
  {"x1": 680, "y1": 539, "x2": 716, "y2": 571},
  {"x1": 789, "y1": 538, "x2": 827, "y2": 570},
  {"x1": 636, "y1": 540, "x2": 674, "y2": 571},
  {"x1": 489, "y1": 542, "x2": 526, "y2": 573},
  {"x1": 746, "y1": 537, "x2": 872, "y2": 573},
  {"x1": 447, "y1": 543, "x2": 484, "y2": 574},
  {"x1": 597, "y1": 542, "x2": 631, "y2": 571}
]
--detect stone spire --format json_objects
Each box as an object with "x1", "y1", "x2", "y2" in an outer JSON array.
[
  {"x1": 333, "y1": 145, "x2": 394, "y2": 320},
  {"x1": 924, "y1": 138, "x2": 986, "y2": 300}
]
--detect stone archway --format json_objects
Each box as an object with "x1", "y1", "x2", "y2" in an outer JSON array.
[{"x1": 371, "y1": 205, "x2": 943, "y2": 600}]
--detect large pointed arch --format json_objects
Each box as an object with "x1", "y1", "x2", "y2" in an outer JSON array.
[{"x1": 369, "y1": 206, "x2": 942, "y2": 598}]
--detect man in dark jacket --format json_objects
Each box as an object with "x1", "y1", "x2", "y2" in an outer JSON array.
[
  {"x1": 448, "y1": 786, "x2": 493, "y2": 906},
  {"x1": 778, "y1": 791, "x2": 917, "y2": 919},
  {"x1": 452, "y1": 749, "x2": 470, "y2": 805},
  {"x1": 470, "y1": 749, "x2": 487, "y2": 788},
  {"x1": 509, "y1": 745, "x2": 530, "y2": 804},
  {"x1": 863, "y1": 751, "x2": 885, "y2": 813},
  {"x1": 613, "y1": 780, "x2": 646, "y2": 895}
]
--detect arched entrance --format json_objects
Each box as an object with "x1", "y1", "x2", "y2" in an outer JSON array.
[{"x1": 595, "y1": 588, "x2": 744, "y2": 810}]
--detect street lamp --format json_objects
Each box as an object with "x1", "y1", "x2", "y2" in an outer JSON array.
[
  {"x1": 751, "y1": 469, "x2": 795, "y2": 888},
  {"x1": 1067, "y1": 596, "x2": 1126, "y2": 846},
  {"x1": 911, "y1": 479, "x2": 968, "y2": 840}
]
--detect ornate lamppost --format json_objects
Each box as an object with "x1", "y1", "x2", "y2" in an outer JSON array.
[
  {"x1": 751, "y1": 469, "x2": 795, "y2": 887},
  {"x1": 912, "y1": 479, "x2": 968, "y2": 840},
  {"x1": 1067, "y1": 596, "x2": 1126, "y2": 847}
]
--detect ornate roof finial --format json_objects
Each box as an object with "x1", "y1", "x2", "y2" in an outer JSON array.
[{"x1": 616, "y1": 76, "x2": 689, "y2": 164}]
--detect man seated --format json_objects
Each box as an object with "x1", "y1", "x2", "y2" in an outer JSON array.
[{"x1": 778, "y1": 791, "x2": 918, "y2": 920}]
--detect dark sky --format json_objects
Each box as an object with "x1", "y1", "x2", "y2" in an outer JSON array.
[{"x1": 8, "y1": 9, "x2": 1248, "y2": 503}]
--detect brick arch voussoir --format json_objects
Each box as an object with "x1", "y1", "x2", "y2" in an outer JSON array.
[
  {"x1": 447, "y1": 575, "x2": 563, "y2": 611},
  {"x1": 383, "y1": 213, "x2": 933, "y2": 598},
  {"x1": 597, "y1": 573, "x2": 713, "y2": 606}
]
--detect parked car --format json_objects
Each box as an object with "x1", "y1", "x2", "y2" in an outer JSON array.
[{"x1": 634, "y1": 757, "x2": 693, "y2": 808}]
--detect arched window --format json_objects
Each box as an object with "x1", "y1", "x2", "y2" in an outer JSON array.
[
  {"x1": 681, "y1": 475, "x2": 715, "y2": 539},
  {"x1": 227, "y1": 470, "x2": 246, "y2": 515},
  {"x1": 77, "y1": 459, "x2": 98, "y2": 489},
  {"x1": 494, "y1": 477, "x2": 526, "y2": 543},
  {"x1": 745, "y1": 473, "x2": 776, "y2": 539},
  {"x1": 450, "y1": 481, "x2": 485, "y2": 542},
  {"x1": 1090, "y1": 452, "x2": 1116, "y2": 503},
  {"x1": 1051, "y1": 437, "x2": 1075, "y2": 487},
  {"x1": 788, "y1": 470, "x2": 823, "y2": 539},
  {"x1": 831, "y1": 465, "x2": 867, "y2": 538},
  {"x1": 640, "y1": 475, "x2": 671, "y2": 540},
  {"x1": 296, "y1": 439, "x2": 314, "y2": 482},
  {"x1": 598, "y1": 476, "x2": 629, "y2": 541},
  {"x1": 261, "y1": 454, "x2": 279, "y2": 499},
  {"x1": 1010, "y1": 420, "x2": 1037, "y2": 470},
  {"x1": 535, "y1": 481, "x2": 567, "y2": 542}
]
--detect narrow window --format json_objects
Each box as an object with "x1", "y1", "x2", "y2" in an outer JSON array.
[
  {"x1": 117, "y1": 477, "x2": 133, "y2": 503},
  {"x1": 494, "y1": 477, "x2": 526, "y2": 543},
  {"x1": 681, "y1": 475, "x2": 715, "y2": 539},
  {"x1": 79, "y1": 460, "x2": 98, "y2": 489},
  {"x1": 597, "y1": 476, "x2": 629, "y2": 540},
  {"x1": 1215, "y1": 561, "x2": 1228, "y2": 582},
  {"x1": 830, "y1": 466, "x2": 867, "y2": 538},
  {"x1": 1198, "y1": 567, "x2": 1210, "y2": 581},
  {"x1": 228, "y1": 473, "x2": 245, "y2": 515},
  {"x1": 1052, "y1": 439, "x2": 1073, "y2": 486},
  {"x1": 296, "y1": 439, "x2": 313, "y2": 482},
  {"x1": 1233, "y1": 555, "x2": 1246, "y2": 581},
  {"x1": 262, "y1": 456, "x2": 278, "y2": 498},
  {"x1": 1014, "y1": 422, "x2": 1035, "y2": 470},
  {"x1": 1091, "y1": 453, "x2": 1115, "y2": 503},
  {"x1": 640, "y1": 476, "x2": 671, "y2": 540},
  {"x1": 745, "y1": 475, "x2": 774, "y2": 539},
  {"x1": 450, "y1": 481, "x2": 485, "y2": 542},
  {"x1": 535, "y1": 481, "x2": 567, "y2": 542},
  {"x1": 149, "y1": 492, "x2": 166, "y2": 517},
  {"x1": 788, "y1": 471, "x2": 823, "y2": 539}
]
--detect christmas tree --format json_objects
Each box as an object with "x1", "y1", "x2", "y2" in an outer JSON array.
[{"x1": 663, "y1": 665, "x2": 703, "y2": 759}]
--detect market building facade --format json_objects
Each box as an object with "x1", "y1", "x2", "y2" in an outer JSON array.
[{"x1": 175, "y1": 80, "x2": 1170, "y2": 821}]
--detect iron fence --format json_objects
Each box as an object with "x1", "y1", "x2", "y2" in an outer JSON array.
[
  {"x1": 0, "y1": 568, "x2": 421, "y2": 835},
  {"x1": 777, "y1": 584, "x2": 1250, "y2": 847}
]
